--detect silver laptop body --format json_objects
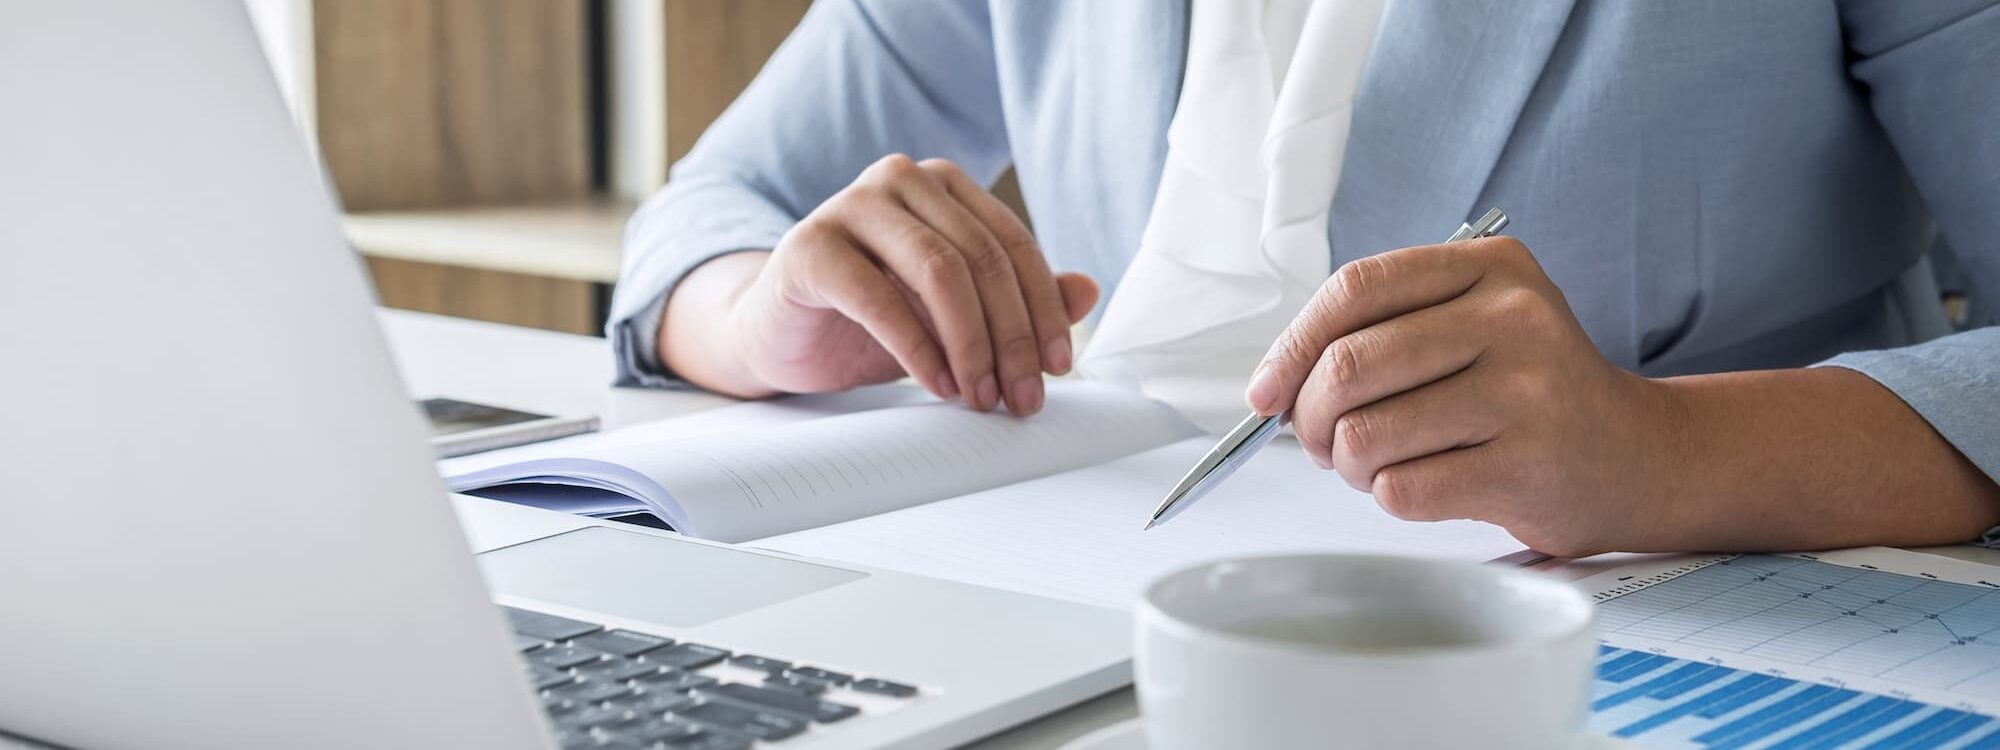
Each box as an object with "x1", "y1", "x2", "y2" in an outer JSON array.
[{"x1": 0, "y1": 4, "x2": 1128, "y2": 749}]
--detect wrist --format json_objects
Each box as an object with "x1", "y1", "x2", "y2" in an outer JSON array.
[
  {"x1": 1642, "y1": 374, "x2": 1735, "y2": 545},
  {"x1": 1616, "y1": 372, "x2": 1717, "y2": 547},
  {"x1": 717, "y1": 268, "x2": 785, "y2": 396},
  {"x1": 1638, "y1": 368, "x2": 2000, "y2": 551},
  {"x1": 659, "y1": 251, "x2": 780, "y2": 398}
]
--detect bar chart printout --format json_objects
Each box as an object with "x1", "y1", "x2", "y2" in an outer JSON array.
[
  {"x1": 1578, "y1": 550, "x2": 2000, "y2": 748},
  {"x1": 1588, "y1": 646, "x2": 1998, "y2": 748}
]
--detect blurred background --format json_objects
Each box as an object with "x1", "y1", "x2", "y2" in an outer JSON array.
[
  {"x1": 242, "y1": 0, "x2": 1030, "y2": 338},
  {"x1": 242, "y1": 1, "x2": 1981, "y2": 338}
]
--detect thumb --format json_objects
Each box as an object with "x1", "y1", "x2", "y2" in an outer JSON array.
[{"x1": 1056, "y1": 273, "x2": 1100, "y2": 323}]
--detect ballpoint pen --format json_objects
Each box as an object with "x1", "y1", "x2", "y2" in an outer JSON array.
[{"x1": 1142, "y1": 208, "x2": 1513, "y2": 530}]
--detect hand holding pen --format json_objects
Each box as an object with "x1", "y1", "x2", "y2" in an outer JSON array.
[{"x1": 1153, "y1": 209, "x2": 1705, "y2": 559}]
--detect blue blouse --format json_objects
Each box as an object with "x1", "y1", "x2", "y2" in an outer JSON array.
[{"x1": 608, "y1": 0, "x2": 2000, "y2": 493}]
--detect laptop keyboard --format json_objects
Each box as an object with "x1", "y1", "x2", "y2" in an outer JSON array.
[{"x1": 503, "y1": 606, "x2": 920, "y2": 749}]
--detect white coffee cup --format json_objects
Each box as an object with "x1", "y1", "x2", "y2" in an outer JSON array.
[{"x1": 1135, "y1": 553, "x2": 1597, "y2": 750}]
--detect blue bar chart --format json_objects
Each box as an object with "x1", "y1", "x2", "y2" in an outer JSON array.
[
  {"x1": 1590, "y1": 646, "x2": 1999, "y2": 748},
  {"x1": 1596, "y1": 556, "x2": 2000, "y2": 697},
  {"x1": 1582, "y1": 551, "x2": 2000, "y2": 748}
]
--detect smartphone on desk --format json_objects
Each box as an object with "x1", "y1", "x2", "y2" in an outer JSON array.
[{"x1": 420, "y1": 397, "x2": 598, "y2": 458}]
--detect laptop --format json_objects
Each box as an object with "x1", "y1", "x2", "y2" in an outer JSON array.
[{"x1": 0, "y1": 3, "x2": 1128, "y2": 749}]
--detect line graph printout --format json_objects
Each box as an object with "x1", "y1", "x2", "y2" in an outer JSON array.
[{"x1": 1580, "y1": 548, "x2": 2000, "y2": 717}]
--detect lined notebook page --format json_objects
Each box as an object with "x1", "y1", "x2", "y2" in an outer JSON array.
[
  {"x1": 755, "y1": 437, "x2": 1529, "y2": 609},
  {"x1": 584, "y1": 381, "x2": 1198, "y2": 542}
]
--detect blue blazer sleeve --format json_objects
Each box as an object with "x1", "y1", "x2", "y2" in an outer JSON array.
[
  {"x1": 1818, "y1": 0, "x2": 2000, "y2": 493},
  {"x1": 608, "y1": 0, "x2": 1013, "y2": 388}
]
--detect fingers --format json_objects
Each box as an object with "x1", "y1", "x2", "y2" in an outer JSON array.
[
  {"x1": 918, "y1": 159, "x2": 1080, "y2": 376},
  {"x1": 1369, "y1": 442, "x2": 1507, "y2": 523},
  {"x1": 836, "y1": 186, "x2": 1004, "y2": 412},
  {"x1": 870, "y1": 159, "x2": 1043, "y2": 414},
  {"x1": 1055, "y1": 273, "x2": 1100, "y2": 323},
  {"x1": 794, "y1": 236, "x2": 955, "y2": 399},
  {"x1": 1310, "y1": 366, "x2": 1507, "y2": 492},
  {"x1": 1290, "y1": 298, "x2": 1494, "y2": 467},
  {"x1": 808, "y1": 154, "x2": 1088, "y2": 416},
  {"x1": 1248, "y1": 236, "x2": 1527, "y2": 415}
]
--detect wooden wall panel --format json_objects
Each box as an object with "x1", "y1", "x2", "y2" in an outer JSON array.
[
  {"x1": 663, "y1": 0, "x2": 814, "y2": 166},
  {"x1": 315, "y1": 0, "x2": 590, "y2": 211},
  {"x1": 658, "y1": 0, "x2": 1032, "y2": 224}
]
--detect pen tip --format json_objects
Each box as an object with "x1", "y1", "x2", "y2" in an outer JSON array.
[{"x1": 1142, "y1": 519, "x2": 1158, "y2": 531}]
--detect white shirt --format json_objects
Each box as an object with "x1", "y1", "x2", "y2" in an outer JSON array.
[{"x1": 1082, "y1": 0, "x2": 1389, "y2": 432}]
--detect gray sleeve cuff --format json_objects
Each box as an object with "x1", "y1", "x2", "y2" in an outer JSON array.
[
  {"x1": 609, "y1": 288, "x2": 688, "y2": 390},
  {"x1": 1815, "y1": 327, "x2": 2000, "y2": 545},
  {"x1": 607, "y1": 176, "x2": 797, "y2": 389}
]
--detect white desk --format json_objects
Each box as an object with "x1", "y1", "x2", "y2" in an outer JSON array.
[
  {"x1": 6, "y1": 310, "x2": 1991, "y2": 750},
  {"x1": 380, "y1": 309, "x2": 2000, "y2": 749},
  {"x1": 380, "y1": 309, "x2": 1139, "y2": 749}
]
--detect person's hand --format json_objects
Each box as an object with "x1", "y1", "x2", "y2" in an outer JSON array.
[
  {"x1": 1245, "y1": 237, "x2": 1688, "y2": 557},
  {"x1": 676, "y1": 154, "x2": 1098, "y2": 415}
]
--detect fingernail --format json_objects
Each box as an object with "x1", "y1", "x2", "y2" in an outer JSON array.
[
  {"x1": 1044, "y1": 338, "x2": 1073, "y2": 375},
  {"x1": 976, "y1": 373, "x2": 1001, "y2": 411},
  {"x1": 1309, "y1": 450, "x2": 1332, "y2": 470},
  {"x1": 1246, "y1": 365, "x2": 1278, "y2": 413},
  {"x1": 934, "y1": 372, "x2": 959, "y2": 399},
  {"x1": 1010, "y1": 376, "x2": 1044, "y2": 415}
]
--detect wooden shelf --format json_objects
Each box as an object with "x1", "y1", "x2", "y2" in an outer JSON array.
[
  {"x1": 347, "y1": 198, "x2": 632, "y2": 336},
  {"x1": 344, "y1": 197, "x2": 631, "y2": 283}
]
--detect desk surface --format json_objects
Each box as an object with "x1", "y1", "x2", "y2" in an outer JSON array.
[
  {"x1": 5, "y1": 311, "x2": 1988, "y2": 750},
  {"x1": 379, "y1": 309, "x2": 1138, "y2": 749},
  {"x1": 380, "y1": 309, "x2": 2000, "y2": 749}
]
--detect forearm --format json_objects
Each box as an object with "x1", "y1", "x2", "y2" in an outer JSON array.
[
  {"x1": 659, "y1": 251, "x2": 777, "y2": 399},
  {"x1": 1657, "y1": 367, "x2": 2000, "y2": 552}
]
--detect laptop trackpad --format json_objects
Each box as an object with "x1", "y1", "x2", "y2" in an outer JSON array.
[{"x1": 477, "y1": 527, "x2": 868, "y2": 628}]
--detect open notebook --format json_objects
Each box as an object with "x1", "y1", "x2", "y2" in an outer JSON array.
[
  {"x1": 447, "y1": 380, "x2": 1531, "y2": 607},
  {"x1": 446, "y1": 382, "x2": 1203, "y2": 542},
  {"x1": 754, "y1": 438, "x2": 1532, "y2": 608}
]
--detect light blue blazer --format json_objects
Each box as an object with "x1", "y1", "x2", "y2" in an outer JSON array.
[{"x1": 611, "y1": 1, "x2": 2000, "y2": 490}]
